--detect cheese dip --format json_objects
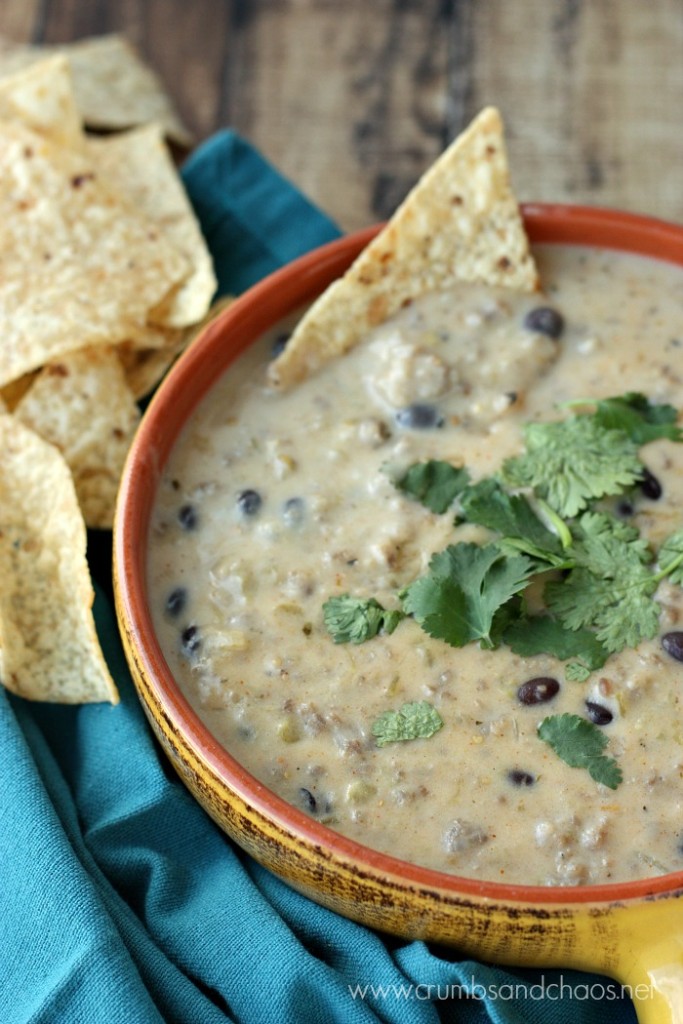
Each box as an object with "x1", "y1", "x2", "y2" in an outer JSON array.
[{"x1": 148, "y1": 244, "x2": 683, "y2": 886}]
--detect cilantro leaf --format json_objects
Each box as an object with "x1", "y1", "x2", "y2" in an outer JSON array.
[
  {"x1": 502, "y1": 417, "x2": 643, "y2": 518},
  {"x1": 458, "y1": 478, "x2": 566, "y2": 566},
  {"x1": 372, "y1": 700, "x2": 444, "y2": 747},
  {"x1": 564, "y1": 662, "x2": 592, "y2": 682},
  {"x1": 658, "y1": 529, "x2": 683, "y2": 585},
  {"x1": 589, "y1": 392, "x2": 683, "y2": 445},
  {"x1": 538, "y1": 714, "x2": 622, "y2": 789},
  {"x1": 488, "y1": 594, "x2": 525, "y2": 648},
  {"x1": 545, "y1": 514, "x2": 660, "y2": 654},
  {"x1": 323, "y1": 595, "x2": 404, "y2": 644},
  {"x1": 394, "y1": 460, "x2": 470, "y2": 513},
  {"x1": 572, "y1": 511, "x2": 653, "y2": 575},
  {"x1": 402, "y1": 543, "x2": 533, "y2": 648},
  {"x1": 504, "y1": 615, "x2": 609, "y2": 673},
  {"x1": 546, "y1": 570, "x2": 660, "y2": 653},
  {"x1": 401, "y1": 573, "x2": 470, "y2": 647}
]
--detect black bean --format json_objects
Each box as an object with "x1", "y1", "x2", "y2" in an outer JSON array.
[
  {"x1": 585, "y1": 701, "x2": 613, "y2": 726},
  {"x1": 662, "y1": 632, "x2": 683, "y2": 662},
  {"x1": 616, "y1": 498, "x2": 635, "y2": 518},
  {"x1": 507, "y1": 769, "x2": 536, "y2": 787},
  {"x1": 165, "y1": 586, "x2": 187, "y2": 618},
  {"x1": 178, "y1": 504, "x2": 198, "y2": 530},
  {"x1": 283, "y1": 496, "x2": 305, "y2": 526},
  {"x1": 237, "y1": 489, "x2": 262, "y2": 516},
  {"x1": 523, "y1": 306, "x2": 564, "y2": 339},
  {"x1": 517, "y1": 676, "x2": 560, "y2": 705},
  {"x1": 299, "y1": 787, "x2": 317, "y2": 813},
  {"x1": 395, "y1": 403, "x2": 444, "y2": 430},
  {"x1": 639, "y1": 467, "x2": 662, "y2": 501},
  {"x1": 180, "y1": 625, "x2": 201, "y2": 656},
  {"x1": 271, "y1": 332, "x2": 290, "y2": 359}
]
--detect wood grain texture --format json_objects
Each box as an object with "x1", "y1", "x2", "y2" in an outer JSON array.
[{"x1": 0, "y1": 0, "x2": 681, "y2": 229}]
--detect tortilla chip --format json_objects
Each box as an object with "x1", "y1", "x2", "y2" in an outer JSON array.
[
  {"x1": 0, "y1": 415, "x2": 118, "y2": 703},
  {"x1": 118, "y1": 334, "x2": 188, "y2": 400},
  {"x1": 13, "y1": 347, "x2": 141, "y2": 529},
  {"x1": 0, "y1": 120, "x2": 189, "y2": 388},
  {"x1": 0, "y1": 34, "x2": 191, "y2": 145},
  {"x1": 270, "y1": 107, "x2": 539, "y2": 388},
  {"x1": 115, "y1": 322, "x2": 183, "y2": 352},
  {"x1": 87, "y1": 125, "x2": 216, "y2": 326},
  {"x1": 119, "y1": 295, "x2": 234, "y2": 398},
  {"x1": 0, "y1": 54, "x2": 83, "y2": 150}
]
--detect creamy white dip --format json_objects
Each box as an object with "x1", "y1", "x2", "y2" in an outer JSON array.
[{"x1": 148, "y1": 245, "x2": 683, "y2": 886}]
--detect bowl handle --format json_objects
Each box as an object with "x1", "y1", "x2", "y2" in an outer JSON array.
[{"x1": 610, "y1": 897, "x2": 683, "y2": 1024}]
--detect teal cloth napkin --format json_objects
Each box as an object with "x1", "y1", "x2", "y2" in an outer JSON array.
[{"x1": 0, "y1": 131, "x2": 639, "y2": 1024}]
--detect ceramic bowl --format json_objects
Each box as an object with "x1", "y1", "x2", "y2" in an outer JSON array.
[{"x1": 114, "y1": 206, "x2": 683, "y2": 1024}]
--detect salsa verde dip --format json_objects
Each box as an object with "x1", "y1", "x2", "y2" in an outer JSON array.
[{"x1": 148, "y1": 243, "x2": 683, "y2": 887}]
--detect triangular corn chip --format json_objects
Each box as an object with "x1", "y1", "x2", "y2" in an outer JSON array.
[
  {"x1": 0, "y1": 54, "x2": 83, "y2": 150},
  {"x1": 0, "y1": 34, "x2": 191, "y2": 145},
  {"x1": 87, "y1": 125, "x2": 216, "y2": 327},
  {"x1": 0, "y1": 120, "x2": 189, "y2": 388},
  {"x1": 118, "y1": 296, "x2": 234, "y2": 399},
  {"x1": 117, "y1": 335, "x2": 189, "y2": 400},
  {"x1": 0, "y1": 415, "x2": 118, "y2": 703},
  {"x1": 13, "y1": 347, "x2": 141, "y2": 529},
  {"x1": 270, "y1": 107, "x2": 539, "y2": 388}
]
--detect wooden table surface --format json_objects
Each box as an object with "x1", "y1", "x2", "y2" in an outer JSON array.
[{"x1": 0, "y1": 0, "x2": 681, "y2": 233}]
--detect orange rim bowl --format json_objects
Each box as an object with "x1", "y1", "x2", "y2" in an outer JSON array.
[{"x1": 114, "y1": 205, "x2": 683, "y2": 1023}]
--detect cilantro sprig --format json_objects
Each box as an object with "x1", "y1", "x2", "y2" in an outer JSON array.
[
  {"x1": 538, "y1": 714, "x2": 622, "y2": 789},
  {"x1": 502, "y1": 417, "x2": 643, "y2": 519},
  {"x1": 372, "y1": 701, "x2": 443, "y2": 746},
  {"x1": 402, "y1": 543, "x2": 533, "y2": 649},
  {"x1": 324, "y1": 396, "x2": 683, "y2": 663},
  {"x1": 457, "y1": 478, "x2": 569, "y2": 567},
  {"x1": 394, "y1": 460, "x2": 470, "y2": 513},
  {"x1": 321, "y1": 394, "x2": 683, "y2": 780},
  {"x1": 544, "y1": 512, "x2": 660, "y2": 653},
  {"x1": 657, "y1": 529, "x2": 683, "y2": 584},
  {"x1": 323, "y1": 595, "x2": 404, "y2": 644},
  {"x1": 570, "y1": 392, "x2": 683, "y2": 445},
  {"x1": 502, "y1": 393, "x2": 681, "y2": 518}
]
